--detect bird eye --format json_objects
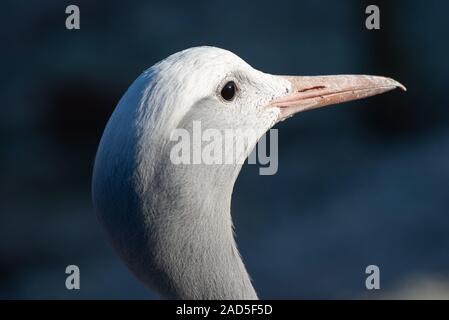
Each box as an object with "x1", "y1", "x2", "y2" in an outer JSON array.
[{"x1": 220, "y1": 81, "x2": 237, "y2": 101}]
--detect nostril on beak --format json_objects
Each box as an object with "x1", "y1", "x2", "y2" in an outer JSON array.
[{"x1": 297, "y1": 85, "x2": 326, "y2": 93}]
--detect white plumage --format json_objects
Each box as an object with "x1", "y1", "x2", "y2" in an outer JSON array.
[{"x1": 92, "y1": 46, "x2": 404, "y2": 299}]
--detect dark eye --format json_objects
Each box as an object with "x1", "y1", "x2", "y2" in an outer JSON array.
[{"x1": 220, "y1": 81, "x2": 237, "y2": 101}]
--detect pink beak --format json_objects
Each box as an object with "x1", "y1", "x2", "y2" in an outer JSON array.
[{"x1": 270, "y1": 75, "x2": 406, "y2": 121}]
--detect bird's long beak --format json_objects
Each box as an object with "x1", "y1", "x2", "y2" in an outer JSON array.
[{"x1": 270, "y1": 75, "x2": 406, "y2": 121}]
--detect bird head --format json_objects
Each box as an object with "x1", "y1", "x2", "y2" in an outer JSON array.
[{"x1": 137, "y1": 46, "x2": 405, "y2": 166}]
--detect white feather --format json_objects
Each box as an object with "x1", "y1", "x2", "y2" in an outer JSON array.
[{"x1": 92, "y1": 46, "x2": 289, "y2": 299}]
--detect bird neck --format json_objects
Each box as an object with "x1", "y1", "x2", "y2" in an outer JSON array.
[
  {"x1": 93, "y1": 75, "x2": 259, "y2": 300},
  {"x1": 139, "y1": 160, "x2": 258, "y2": 299}
]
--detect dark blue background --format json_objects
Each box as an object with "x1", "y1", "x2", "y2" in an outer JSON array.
[{"x1": 1, "y1": 0, "x2": 448, "y2": 299}]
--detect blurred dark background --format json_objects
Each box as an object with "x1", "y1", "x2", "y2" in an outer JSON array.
[{"x1": 1, "y1": 0, "x2": 448, "y2": 299}]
